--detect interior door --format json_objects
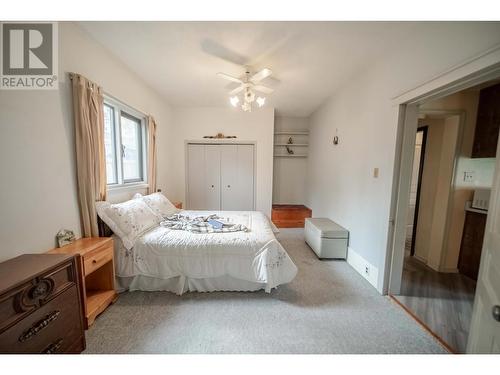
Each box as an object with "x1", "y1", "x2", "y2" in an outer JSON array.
[
  {"x1": 187, "y1": 144, "x2": 206, "y2": 210},
  {"x1": 467, "y1": 141, "x2": 500, "y2": 353},
  {"x1": 204, "y1": 145, "x2": 221, "y2": 211}
]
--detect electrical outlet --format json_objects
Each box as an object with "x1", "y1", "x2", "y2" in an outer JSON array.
[{"x1": 365, "y1": 265, "x2": 370, "y2": 275}]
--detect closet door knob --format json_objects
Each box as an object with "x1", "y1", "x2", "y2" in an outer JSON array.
[{"x1": 493, "y1": 305, "x2": 500, "y2": 322}]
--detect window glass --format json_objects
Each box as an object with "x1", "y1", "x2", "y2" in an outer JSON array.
[
  {"x1": 120, "y1": 113, "x2": 142, "y2": 182},
  {"x1": 103, "y1": 104, "x2": 117, "y2": 184}
]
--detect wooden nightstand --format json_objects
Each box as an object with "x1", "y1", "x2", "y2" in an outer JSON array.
[
  {"x1": 47, "y1": 237, "x2": 117, "y2": 328},
  {"x1": 174, "y1": 201, "x2": 183, "y2": 209}
]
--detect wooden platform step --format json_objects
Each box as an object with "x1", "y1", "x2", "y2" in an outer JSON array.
[{"x1": 271, "y1": 204, "x2": 312, "y2": 228}]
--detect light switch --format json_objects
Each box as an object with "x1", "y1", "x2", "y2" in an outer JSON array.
[
  {"x1": 373, "y1": 168, "x2": 379, "y2": 178},
  {"x1": 463, "y1": 171, "x2": 475, "y2": 182}
]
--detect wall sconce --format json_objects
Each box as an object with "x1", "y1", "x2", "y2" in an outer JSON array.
[{"x1": 333, "y1": 128, "x2": 340, "y2": 145}]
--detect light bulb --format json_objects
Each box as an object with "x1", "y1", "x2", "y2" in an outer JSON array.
[
  {"x1": 230, "y1": 96, "x2": 239, "y2": 107},
  {"x1": 256, "y1": 96, "x2": 266, "y2": 107}
]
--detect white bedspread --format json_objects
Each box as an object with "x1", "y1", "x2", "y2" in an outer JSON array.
[{"x1": 114, "y1": 210, "x2": 297, "y2": 293}]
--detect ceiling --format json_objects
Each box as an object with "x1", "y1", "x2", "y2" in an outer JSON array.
[{"x1": 79, "y1": 22, "x2": 419, "y2": 117}]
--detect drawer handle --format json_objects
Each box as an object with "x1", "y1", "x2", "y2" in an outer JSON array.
[
  {"x1": 19, "y1": 310, "x2": 61, "y2": 342},
  {"x1": 92, "y1": 259, "x2": 97, "y2": 264},
  {"x1": 42, "y1": 338, "x2": 63, "y2": 354}
]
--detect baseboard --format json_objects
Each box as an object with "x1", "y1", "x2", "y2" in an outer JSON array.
[
  {"x1": 413, "y1": 254, "x2": 428, "y2": 264},
  {"x1": 347, "y1": 247, "x2": 379, "y2": 290}
]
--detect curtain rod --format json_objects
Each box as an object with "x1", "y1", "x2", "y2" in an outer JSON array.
[{"x1": 68, "y1": 72, "x2": 150, "y2": 118}]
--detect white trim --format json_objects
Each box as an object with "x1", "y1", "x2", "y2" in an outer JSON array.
[
  {"x1": 383, "y1": 46, "x2": 500, "y2": 295},
  {"x1": 347, "y1": 247, "x2": 379, "y2": 290},
  {"x1": 392, "y1": 43, "x2": 500, "y2": 105},
  {"x1": 107, "y1": 182, "x2": 149, "y2": 193}
]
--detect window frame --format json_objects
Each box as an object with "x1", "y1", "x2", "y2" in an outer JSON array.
[{"x1": 103, "y1": 95, "x2": 148, "y2": 190}]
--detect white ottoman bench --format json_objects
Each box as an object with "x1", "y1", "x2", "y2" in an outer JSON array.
[{"x1": 304, "y1": 218, "x2": 349, "y2": 259}]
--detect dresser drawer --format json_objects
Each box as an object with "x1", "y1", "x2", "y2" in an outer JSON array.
[
  {"x1": 83, "y1": 243, "x2": 113, "y2": 277},
  {"x1": 0, "y1": 285, "x2": 83, "y2": 353},
  {"x1": 0, "y1": 258, "x2": 77, "y2": 334}
]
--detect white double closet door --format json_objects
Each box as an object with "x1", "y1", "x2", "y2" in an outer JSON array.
[{"x1": 187, "y1": 143, "x2": 255, "y2": 211}]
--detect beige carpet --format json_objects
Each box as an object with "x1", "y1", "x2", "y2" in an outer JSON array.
[{"x1": 84, "y1": 229, "x2": 447, "y2": 354}]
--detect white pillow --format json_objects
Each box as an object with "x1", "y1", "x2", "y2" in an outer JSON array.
[
  {"x1": 134, "y1": 192, "x2": 180, "y2": 218},
  {"x1": 95, "y1": 199, "x2": 160, "y2": 250}
]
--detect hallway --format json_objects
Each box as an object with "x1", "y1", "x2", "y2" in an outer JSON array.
[{"x1": 394, "y1": 255, "x2": 476, "y2": 353}]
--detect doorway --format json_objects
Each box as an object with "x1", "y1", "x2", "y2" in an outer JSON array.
[
  {"x1": 406, "y1": 127, "x2": 427, "y2": 258},
  {"x1": 387, "y1": 72, "x2": 500, "y2": 353}
]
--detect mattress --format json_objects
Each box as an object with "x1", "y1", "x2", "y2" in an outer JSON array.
[{"x1": 113, "y1": 210, "x2": 297, "y2": 294}]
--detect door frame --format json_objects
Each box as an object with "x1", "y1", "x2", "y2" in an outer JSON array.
[
  {"x1": 184, "y1": 140, "x2": 257, "y2": 210},
  {"x1": 409, "y1": 126, "x2": 428, "y2": 257},
  {"x1": 383, "y1": 45, "x2": 500, "y2": 295}
]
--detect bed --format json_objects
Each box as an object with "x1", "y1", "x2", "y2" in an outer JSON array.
[{"x1": 96, "y1": 194, "x2": 297, "y2": 295}]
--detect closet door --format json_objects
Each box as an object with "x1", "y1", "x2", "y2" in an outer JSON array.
[
  {"x1": 220, "y1": 145, "x2": 238, "y2": 210},
  {"x1": 204, "y1": 145, "x2": 221, "y2": 210},
  {"x1": 236, "y1": 144, "x2": 255, "y2": 211},
  {"x1": 221, "y1": 144, "x2": 254, "y2": 211},
  {"x1": 187, "y1": 144, "x2": 206, "y2": 210}
]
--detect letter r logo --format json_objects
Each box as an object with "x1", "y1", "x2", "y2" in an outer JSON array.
[{"x1": 2, "y1": 23, "x2": 53, "y2": 75}]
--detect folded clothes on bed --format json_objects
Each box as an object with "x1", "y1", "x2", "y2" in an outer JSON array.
[{"x1": 160, "y1": 213, "x2": 250, "y2": 233}]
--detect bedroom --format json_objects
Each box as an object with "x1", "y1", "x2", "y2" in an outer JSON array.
[{"x1": 1, "y1": 0, "x2": 500, "y2": 371}]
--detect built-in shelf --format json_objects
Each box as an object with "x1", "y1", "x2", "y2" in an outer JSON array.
[
  {"x1": 274, "y1": 154, "x2": 308, "y2": 158},
  {"x1": 274, "y1": 143, "x2": 308, "y2": 146},
  {"x1": 274, "y1": 130, "x2": 309, "y2": 158},
  {"x1": 274, "y1": 131, "x2": 309, "y2": 135}
]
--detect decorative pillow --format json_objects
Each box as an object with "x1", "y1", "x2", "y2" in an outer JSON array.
[
  {"x1": 95, "y1": 199, "x2": 160, "y2": 250},
  {"x1": 135, "y1": 192, "x2": 180, "y2": 218}
]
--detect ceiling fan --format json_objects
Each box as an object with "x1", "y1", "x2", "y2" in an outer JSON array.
[{"x1": 217, "y1": 67, "x2": 274, "y2": 112}]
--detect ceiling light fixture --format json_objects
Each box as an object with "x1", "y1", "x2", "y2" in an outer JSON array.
[
  {"x1": 218, "y1": 67, "x2": 274, "y2": 112},
  {"x1": 230, "y1": 96, "x2": 239, "y2": 107}
]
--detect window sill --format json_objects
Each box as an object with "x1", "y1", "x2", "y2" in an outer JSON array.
[{"x1": 107, "y1": 182, "x2": 149, "y2": 193}]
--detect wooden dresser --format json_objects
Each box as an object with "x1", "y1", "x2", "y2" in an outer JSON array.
[
  {"x1": 48, "y1": 237, "x2": 117, "y2": 328},
  {"x1": 0, "y1": 254, "x2": 85, "y2": 353}
]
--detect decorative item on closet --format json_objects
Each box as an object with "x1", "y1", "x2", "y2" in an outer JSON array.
[
  {"x1": 187, "y1": 143, "x2": 255, "y2": 210},
  {"x1": 203, "y1": 133, "x2": 237, "y2": 139}
]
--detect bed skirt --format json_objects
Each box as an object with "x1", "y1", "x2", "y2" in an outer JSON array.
[{"x1": 116, "y1": 274, "x2": 268, "y2": 295}]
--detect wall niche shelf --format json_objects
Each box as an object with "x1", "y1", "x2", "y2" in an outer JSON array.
[
  {"x1": 274, "y1": 131, "x2": 309, "y2": 135},
  {"x1": 274, "y1": 154, "x2": 308, "y2": 158},
  {"x1": 274, "y1": 143, "x2": 308, "y2": 146},
  {"x1": 274, "y1": 129, "x2": 309, "y2": 158}
]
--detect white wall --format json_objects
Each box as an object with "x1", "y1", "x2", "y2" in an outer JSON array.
[
  {"x1": 168, "y1": 107, "x2": 275, "y2": 216},
  {"x1": 306, "y1": 22, "x2": 500, "y2": 292},
  {"x1": 273, "y1": 116, "x2": 309, "y2": 205},
  {"x1": 0, "y1": 22, "x2": 173, "y2": 261}
]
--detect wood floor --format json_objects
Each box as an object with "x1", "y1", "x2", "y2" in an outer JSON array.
[{"x1": 393, "y1": 253, "x2": 476, "y2": 353}]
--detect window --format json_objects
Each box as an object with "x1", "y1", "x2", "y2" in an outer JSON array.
[{"x1": 103, "y1": 97, "x2": 147, "y2": 187}]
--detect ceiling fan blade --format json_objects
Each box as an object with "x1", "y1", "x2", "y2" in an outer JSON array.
[
  {"x1": 250, "y1": 68, "x2": 272, "y2": 82},
  {"x1": 217, "y1": 72, "x2": 243, "y2": 83},
  {"x1": 253, "y1": 85, "x2": 274, "y2": 94},
  {"x1": 229, "y1": 85, "x2": 245, "y2": 96}
]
